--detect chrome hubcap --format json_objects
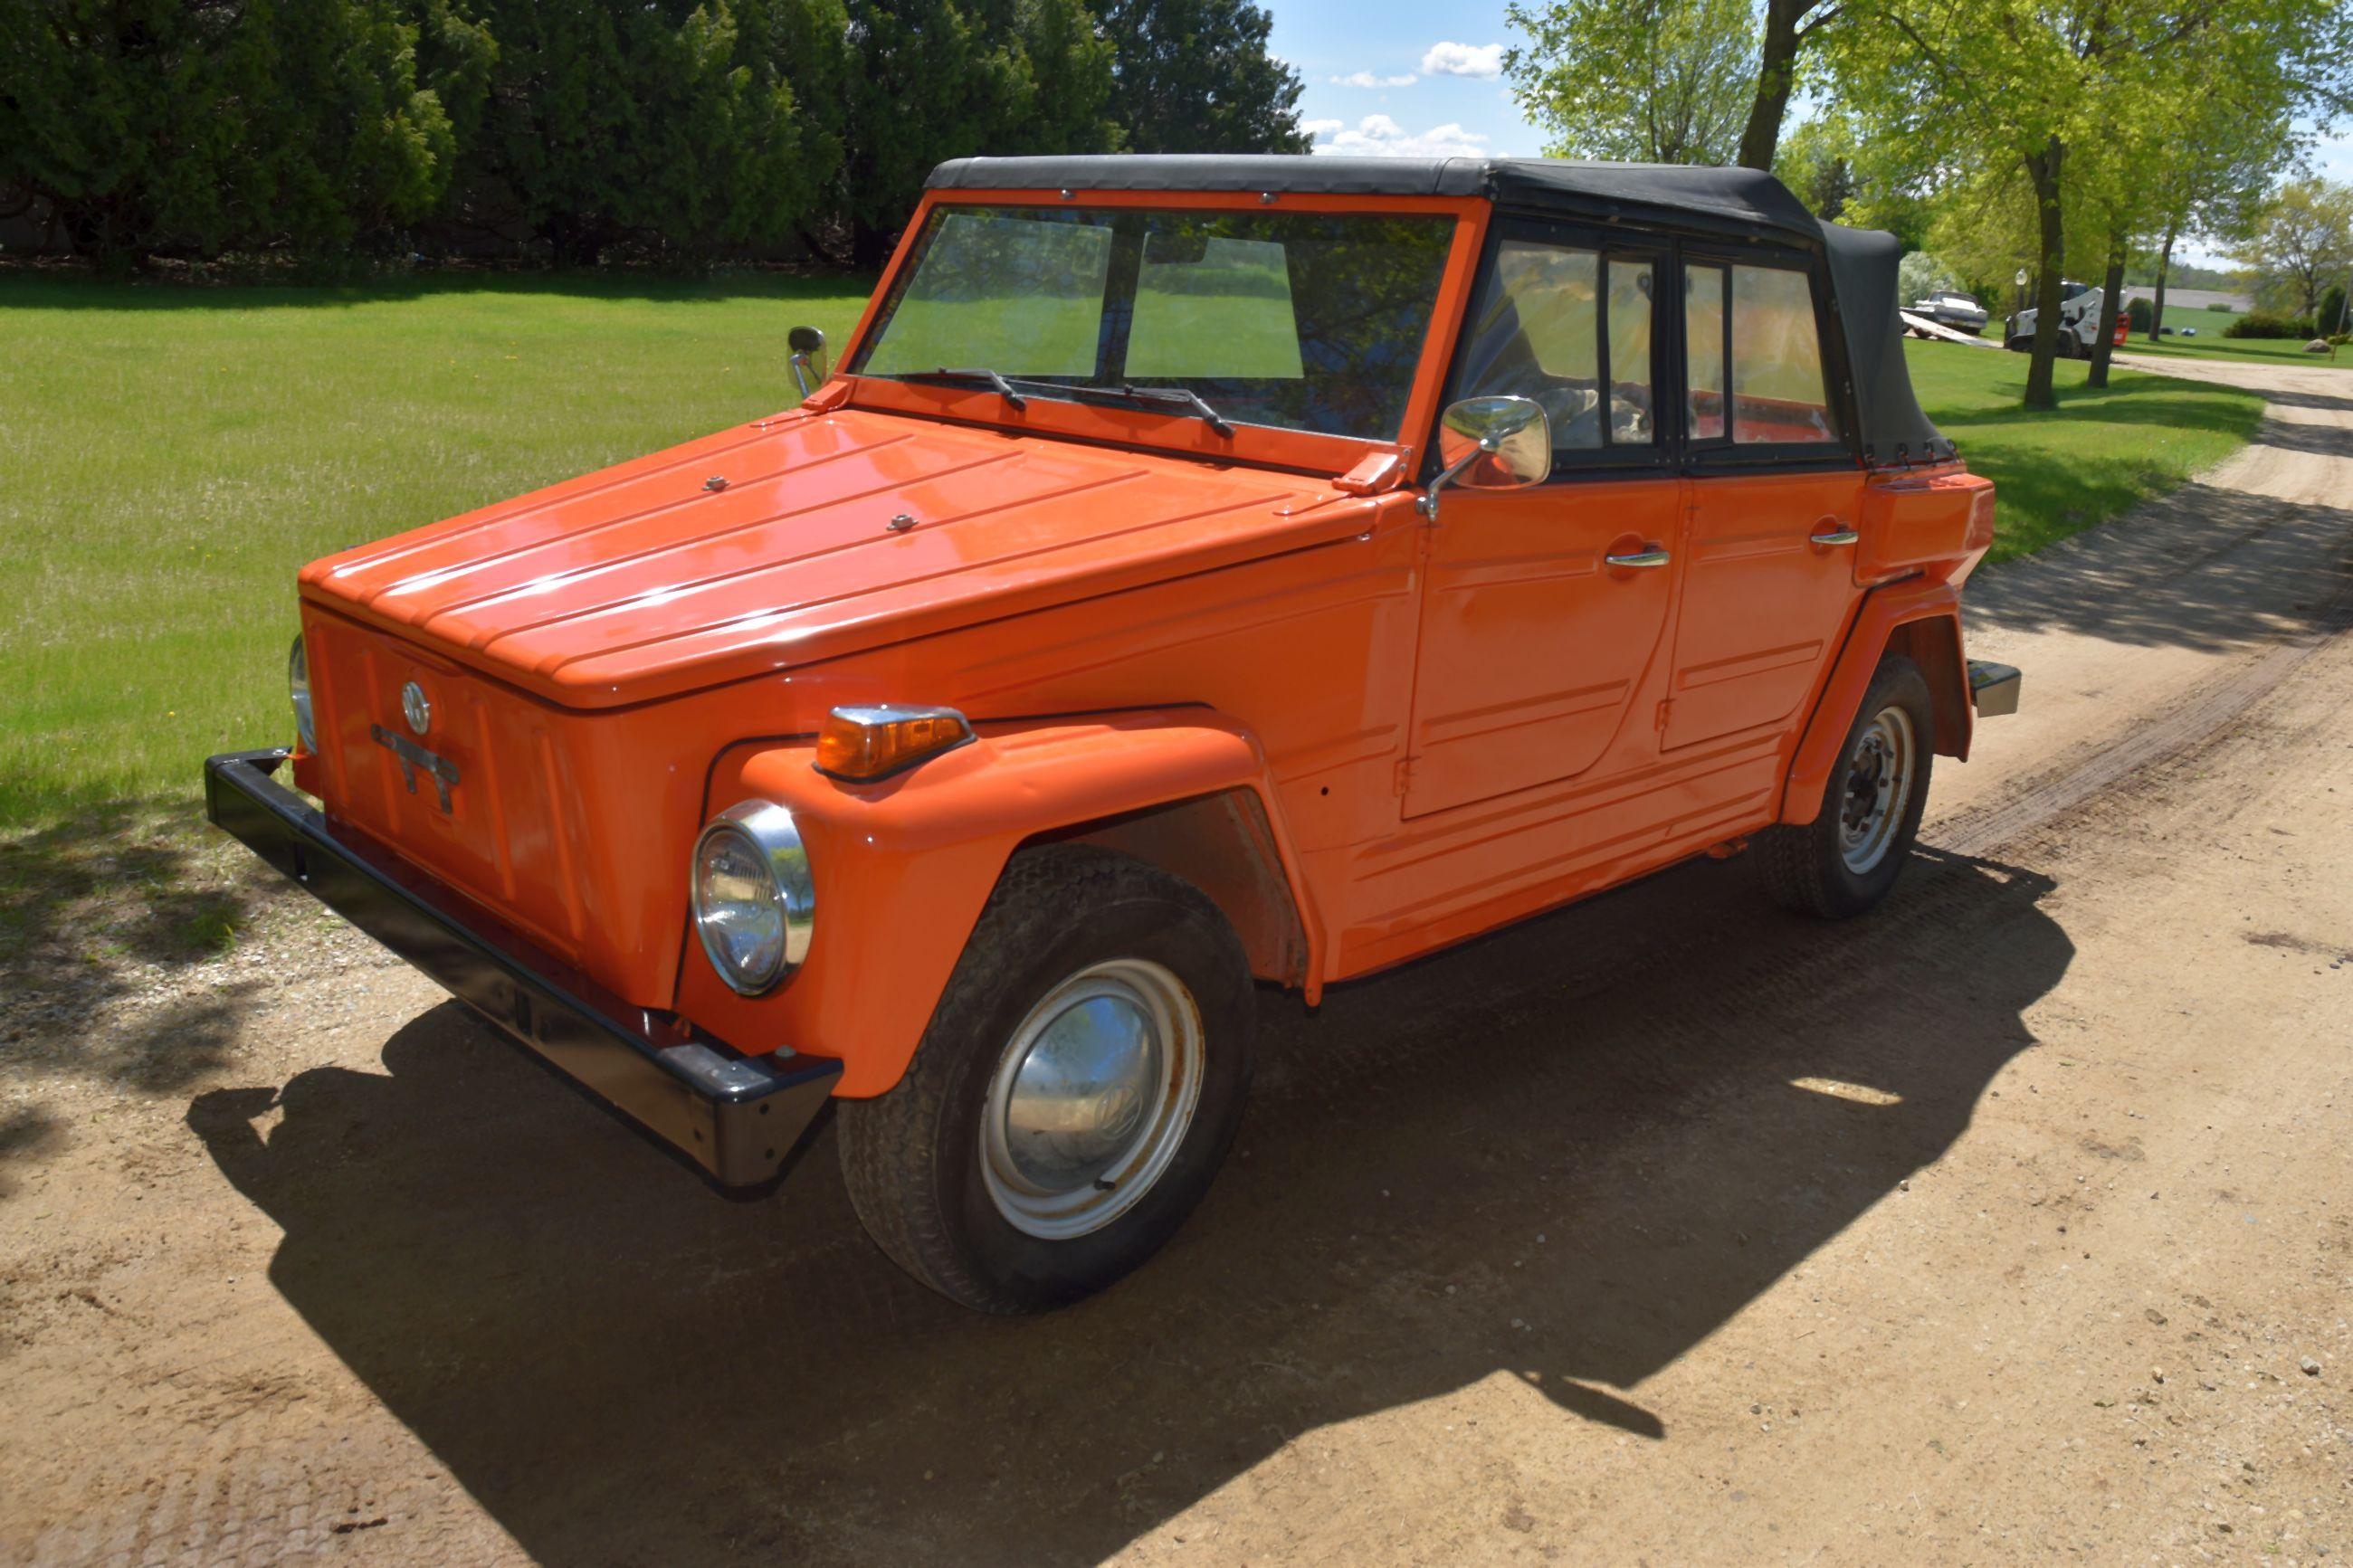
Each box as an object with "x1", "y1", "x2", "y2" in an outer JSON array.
[
  {"x1": 1839, "y1": 705, "x2": 1918, "y2": 874},
  {"x1": 980, "y1": 958, "x2": 1205, "y2": 1240}
]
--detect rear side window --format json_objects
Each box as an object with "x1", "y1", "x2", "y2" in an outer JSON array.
[
  {"x1": 1684, "y1": 261, "x2": 1838, "y2": 445},
  {"x1": 1454, "y1": 235, "x2": 1659, "y2": 454}
]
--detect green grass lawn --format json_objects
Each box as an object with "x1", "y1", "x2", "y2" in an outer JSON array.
[
  {"x1": 1904, "y1": 338, "x2": 2267, "y2": 563},
  {"x1": 0, "y1": 273, "x2": 873, "y2": 831},
  {"x1": 0, "y1": 277, "x2": 2272, "y2": 973},
  {"x1": 2123, "y1": 303, "x2": 2351, "y2": 368}
]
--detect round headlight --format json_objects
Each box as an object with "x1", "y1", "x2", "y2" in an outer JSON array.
[
  {"x1": 288, "y1": 634, "x2": 317, "y2": 752},
  {"x1": 691, "y1": 801, "x2": 815, "y2": 995}
]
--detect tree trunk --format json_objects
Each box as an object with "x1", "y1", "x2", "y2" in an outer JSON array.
[
  {"x1": 2087, "y1": 241, "x2": 2127, "y2": 389},
  {"x1": 1736, "y1": 0, "x2": 1808, "y2": 170},
  {"x1": 2148, "y1": 223, "x2": 2174, "y2": 343},
  {"x1": 2023, "y1": 137, "x2": 2065, "y2": 412}
]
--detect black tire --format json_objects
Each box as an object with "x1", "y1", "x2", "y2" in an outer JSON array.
[
  {"x1": 836, "y1": 844, "x2": 1255, "y2": 1313},
  {"x1": 1757, "y1": 655, "x2": 1935, "y2": 919}
]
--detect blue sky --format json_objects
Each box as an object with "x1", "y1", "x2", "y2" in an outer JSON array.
[
  {"x1": 1269, "y1": 0, "x2": 1543, "y2": 161},
  {"x1": 1263, "y1": 0, "x2": 2351, "y2": 267}
]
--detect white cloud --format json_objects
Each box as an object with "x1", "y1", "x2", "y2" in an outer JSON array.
[
  {"x1": 1329, "y1": 71, "x2": 1418, "y2": 88},
  {"x1": 1420, "y1": 41, "x2": 1505, "y2": 79},
  {"x1": 1299, "y1": 118, "x2": 1346, "y2": 137},
  {"x1": 1310, "y1": 115, "x2": 1491, "y2": 160}
]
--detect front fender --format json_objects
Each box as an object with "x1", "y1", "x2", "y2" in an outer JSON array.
[{"x1": 674, "y1": 708, "x2": 1319, "y2": 1098}]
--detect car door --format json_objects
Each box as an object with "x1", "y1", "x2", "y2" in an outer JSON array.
[
  {"x1": 1402, "y1": 221, "x2": 1681, "y2": 819},
  {"x1": 1662, "y1": 252, "x2": 1867, "y2": 753}
]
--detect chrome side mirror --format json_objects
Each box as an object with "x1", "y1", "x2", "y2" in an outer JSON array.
[
  {"x1": 1420, "y1": 394, "x2": 1551, "y2": 518},
  {"x1": 788, "y1": 325, "x2": 830, "y2": 398}
]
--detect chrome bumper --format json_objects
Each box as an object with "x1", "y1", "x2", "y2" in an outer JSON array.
[{"x1": 203, "y1": 748, "x2": 839, "y2": 1188}]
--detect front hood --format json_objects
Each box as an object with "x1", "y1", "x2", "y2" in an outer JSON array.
[{"x1": 300, "y1": 407, "x2": 1381, "y2": 708}]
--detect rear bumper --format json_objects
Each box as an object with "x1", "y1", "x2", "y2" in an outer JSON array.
[
  {"x1": 1968, "y1": 660, "x2": 2022, "y2": 718},
  {"x1": 203, "y1": 748, "x2": 839, "y2": 1188}
]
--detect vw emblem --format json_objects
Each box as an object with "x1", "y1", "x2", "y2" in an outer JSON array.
[{"x1": 400, "y1": 680, "x2": 433, "y2": 736}]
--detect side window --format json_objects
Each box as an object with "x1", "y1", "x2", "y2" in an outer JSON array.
[
  {"x1": 1456, "y1": 235, "x2": 1658, "y2": 455},
  {"x1": 1684, "y1": 260, "x2": 1838, "y2": 446},
  {"x1": 1684, "y1": 265, "x2": 1727, "y2": 441}
]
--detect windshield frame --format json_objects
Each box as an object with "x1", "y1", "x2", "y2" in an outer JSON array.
[{"x1": 831, "y1": 189, "x2": 1487, "y2": 475}]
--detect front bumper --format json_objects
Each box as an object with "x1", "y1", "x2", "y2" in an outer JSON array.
[{"x1": 204, "y1": 749, "x2": 840, "y2": 1187}]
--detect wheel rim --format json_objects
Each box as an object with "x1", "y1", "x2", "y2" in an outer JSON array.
[
  {"x1": 1838, "y1": 705, "x2": 1918, "y2": 875},
  {"x1": 980, "y1": 957, "x2": 1205, "y2": 1240}
]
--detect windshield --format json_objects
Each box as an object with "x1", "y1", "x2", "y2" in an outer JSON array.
[{"x1": 850, "y1": 204, "x2": 1458, "y2": 442}]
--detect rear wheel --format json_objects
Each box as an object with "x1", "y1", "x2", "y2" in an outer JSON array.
[
  {"x1": 837, "y1": 845, "x2": 1254, "y2": 1312},
  {"x1": 1757, "y1": 656, "x2": 1934, "y2": 919}
]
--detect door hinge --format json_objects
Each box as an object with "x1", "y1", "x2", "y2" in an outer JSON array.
[
  {"x1": 1393, "y1": 755, "x2": 1416, "y2": 795},
  {"x1": 1653, "y1": 698, "x2": 1673, "y2": 732}
]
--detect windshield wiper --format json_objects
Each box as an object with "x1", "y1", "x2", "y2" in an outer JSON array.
[
  {"x1": 918, "y1": 366, "x2": 1026, "y2": 409},
  {"x1": 1114, "y1": 383, "x2": 1234, "y2": 438},
  {"x1": 920, "y1": 372, "x2": 1235, "y2": 438}
]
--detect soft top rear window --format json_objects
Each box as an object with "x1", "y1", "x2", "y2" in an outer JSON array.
[{"x1": 852, "y1": 204, "x2": 1457, "y2": 442}]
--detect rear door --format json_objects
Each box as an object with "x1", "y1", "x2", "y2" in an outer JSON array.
[
  {"x1": 1662, "y1": 252, "x2": 1866, "y2": 752},
  {"x1": 1402, "y1": 219, "x2": 1680, "y2": 818}
]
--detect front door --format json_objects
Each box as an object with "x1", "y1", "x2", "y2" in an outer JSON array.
[
  {"x1": 1662, "y1": 255, "x2": 1865, "y2": 752},
  {"x1": 1403, "y1": 223, "x2": 1679, "y2": 818}
]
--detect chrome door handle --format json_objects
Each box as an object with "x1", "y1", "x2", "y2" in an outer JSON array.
[
  {"x1": 1810, "y1": 527, "x2": 1860, "y2": 546},
  {"x1": 1605, "y1": 548, "x2": 1672, "y2": 569}
]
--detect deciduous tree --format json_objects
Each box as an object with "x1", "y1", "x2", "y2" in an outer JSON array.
[
  {"x1": 1834, "y1": 0, "x2": 2346, "y2": 409},
  {"x1": 2238, "y1": 177, "x2": 2353, "y2": 322},
  {"x1": 1504, "y1": 0, "x2": 1758, "y2": 165}
]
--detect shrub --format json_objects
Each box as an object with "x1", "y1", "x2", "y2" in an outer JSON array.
[
  {"x1": 2126, "y1": 296, "x2": 2154, "y2": 331},
  {"x1": 2224, "y1": 310, "x2": 2319, "y2": 339}
]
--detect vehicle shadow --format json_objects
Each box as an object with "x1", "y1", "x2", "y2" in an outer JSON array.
[{"x1": 188, "y1": 842, "x2": 2072, "y2": 1564}]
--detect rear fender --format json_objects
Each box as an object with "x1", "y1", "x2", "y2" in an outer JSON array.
[
  {"x1": 677, "y1": 709, "x2": 1320, "y2": 1098},
  {"x1": 1779, "y1": 582, "x2": 1972, "y2": 826}
]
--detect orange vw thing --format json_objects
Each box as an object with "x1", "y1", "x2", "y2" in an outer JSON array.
[{"x1": 208, "y1": 156, "x2": 2020, "y2": 1311}]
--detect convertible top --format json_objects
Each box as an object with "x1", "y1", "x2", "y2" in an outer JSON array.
[{"x1": 925, "y1": 155, "x2": 1951, "y2": 465}]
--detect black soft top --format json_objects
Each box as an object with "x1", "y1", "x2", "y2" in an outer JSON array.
[{"x1": 926, "y1": 155, "x2": 1949, "y2": 465}]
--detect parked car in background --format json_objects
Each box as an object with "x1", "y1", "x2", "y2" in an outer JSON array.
[
  {"x1": 207, "y1": 155, "x2": 2021, "y2": 1313},
  {"x1": 2006, "y1": 279, "x2": 2109, "y2": 356},
  {"x1": 1913, "y1": 290, "x2": 1989, "y2": 335}
]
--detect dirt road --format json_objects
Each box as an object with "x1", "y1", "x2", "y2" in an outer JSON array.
[{"x1": 5, "y1": 355, "x2": 2350, "y2": 1566}]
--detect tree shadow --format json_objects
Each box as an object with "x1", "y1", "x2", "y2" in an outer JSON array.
[
  {"x1": 0, "y1": 1106, "x2": 67, "y2": 1198},
  {"x1": 1936, "y1": 386, "x2": 2266, "y2": 434},
  {"x1": 2114, "y1": 359, "x2": 2353, "y2": 413},
  {"x1": 0, "y1": 796, "x2": 278, "y2": 1095},
  {"x1": 190, "y1": 841, "x2": 2072, "y2": 1563},
  {"x1": 1964, "y1": 462, "x2": 2353, "y2": 654}
]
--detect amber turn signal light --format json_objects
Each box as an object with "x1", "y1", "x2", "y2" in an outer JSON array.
[{"x1": 814, "y1": 704, "x2": 976, "y2": 783}]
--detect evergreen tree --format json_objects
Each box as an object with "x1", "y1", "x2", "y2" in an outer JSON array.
[
  {"x1": 1093, "y1": 0, "x2": 1307, "y2": 155},
  {"x1": 0, "y1": 0, "x2": 460, "y2": 265}
]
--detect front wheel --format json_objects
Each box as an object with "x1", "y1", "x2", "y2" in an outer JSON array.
[
  {"x1": 837, "y1": 845, "x2": 1254, "y2": 1312},
  {"x1": 1757, "y1": 655, "x2": 1935, "y2": 918}
]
